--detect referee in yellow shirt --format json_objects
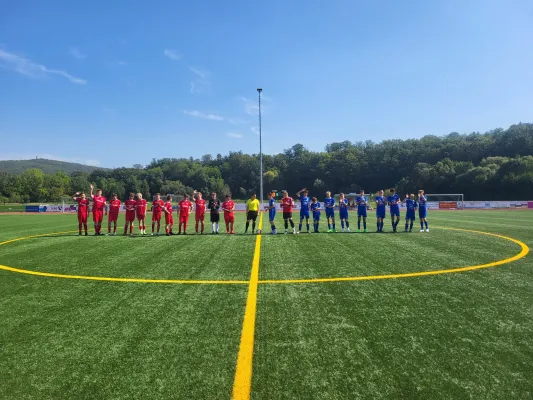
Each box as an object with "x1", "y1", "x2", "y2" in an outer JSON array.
[{"x1": 245, "y1": 193, "x2": 260, "y2": 234}]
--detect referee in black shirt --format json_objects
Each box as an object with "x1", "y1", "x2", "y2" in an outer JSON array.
[{"x1": 208, "y1": 192, "x2": 221, "y2": 234}]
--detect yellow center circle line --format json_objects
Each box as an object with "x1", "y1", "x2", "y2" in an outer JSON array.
[{"x1": 0, "y1": 228, "x2": 528, "y2": 285}]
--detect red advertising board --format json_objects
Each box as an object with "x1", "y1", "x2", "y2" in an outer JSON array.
[{"x1": 439, "y1": 201, "x2": 458, "y2": 209}]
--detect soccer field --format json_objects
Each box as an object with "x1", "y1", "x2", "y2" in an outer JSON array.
[{"x1": 0, "y1": 211, "x2": 532, "y2": 399}]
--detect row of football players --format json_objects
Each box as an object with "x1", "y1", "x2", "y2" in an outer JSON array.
[
  {"x1": 72, "y1": 185, "x2": 241, "y2": 236},
  {"x1": 263, "y1": 188, "x2": 429, "y2": 234}
]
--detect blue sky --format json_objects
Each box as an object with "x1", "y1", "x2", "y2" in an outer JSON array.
[{"x1": 1, "y1": 0, "x2": 532, "y2": 168}]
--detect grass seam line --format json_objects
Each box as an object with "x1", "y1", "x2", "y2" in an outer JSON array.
[{"x1": 232, "y1": 213, "x2": 263, "y2": 400}]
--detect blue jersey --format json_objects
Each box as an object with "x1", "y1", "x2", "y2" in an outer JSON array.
[
  {"x1": 418, "y1": 195, "x2": 427, "y2": 208},
  {"x1": 268, "y1": 198, "x2": 276, "y2": 220},
  {"x1": 356, "y1": 196, "x2": 368, "y2": 208},
  {"x1": 375, "y1": 196, "x2": 387, "y2": 211},
  {"x1": 387, "y1": 194, "x2": 400, "y2": 209},
  {"x1": 299, "y1": 195, "x2": 310, "y2": 210},
  {"x1": 324, "y1": 197, "x2": 335, "y2": 218},
  {"x1": 339, "y1": 198, "x2": 349, "y2": 218},
  {"x1": 405, "y1": 199, "x2": 417, "y2": 211}
]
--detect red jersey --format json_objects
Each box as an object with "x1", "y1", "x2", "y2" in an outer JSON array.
[
  {"x1": 136, "y1": 199, "x2": 147, "y2": 214},
  {"x1": 281, "y1": 197, "x2": 294, "y2": 212},
  {"x1": 152, "y1": 199, "x2": 164, "y2": 212},
  {"x1": 165, "y1": 201, "x2": 173, "y2": 214},
  {"x1": 76, "y1": 198, "x2": 89, "y2": 214},
  {"x1": 222, "y1": 200, "x2": 235, "y2": 214},
  {"x1": 92, "y1": 195, "x2": 107, "y2": 211},
  {"x1": 179, "y1": 200, "x2": 192, "y2": 215},
  {"x1": 125, "y1": 199, "x2": 136, "y2": 211},
  {"x1": 109, "y1": 199, "x2": 121, "y2": 214},
  {"x1": 195, "y1": 199, "x2": 206, "y2": 214}
]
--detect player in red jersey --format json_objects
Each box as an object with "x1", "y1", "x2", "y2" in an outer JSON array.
[
  {"x1": 135, "y1": 193, "x2": 148, "y2": 235},
  {"x1": 178, "y1": 194, "x2": 193, "y2": 234},
  {"x1": 222, "y1": 194, "x2": 236, "y2": 234},
  {"x1": 164, "y1": 195, "x2": 174, "y2": 236},
  {"x1": 151, "y1": 193, "x2": 165, "y2": 236},
  {"x1": 90, "y1": 184, "x2": 107, "y2": 235},
  {"x1": 123, "y1": 193, "x2": 137, "y2": 236},
  {"x1": 72, "y1": 192, "x2": 90, "y2": 236},
  {"x1": 193, "y1": 190, "x2": 207, "y2": 234},
  {"x1": 106, "y1": 193, "x2": 121, "y2": 236},
  {"x1": 280, "y1": 190, "x2": 296, "y2": 234}
]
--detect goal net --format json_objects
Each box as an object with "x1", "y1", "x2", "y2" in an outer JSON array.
[{"x1": 425, "y1": 194, "x2": 464, "y2": 210}]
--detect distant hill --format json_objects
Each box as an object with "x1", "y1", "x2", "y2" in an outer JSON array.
[{"x1": 0, "y1": 159, "x2": 105, "y2": 175}]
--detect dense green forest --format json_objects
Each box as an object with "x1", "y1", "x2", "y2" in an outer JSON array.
[
  {"x1": 0, "y1": 159, "x2": 102, "y2": 175},
  {"x1": 1, "y1": 123, "x2": 532, "y2": 203}
]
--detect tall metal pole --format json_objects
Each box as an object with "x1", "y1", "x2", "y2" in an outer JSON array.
[{"x1": 257, "y1": 88, "x2": 263, "y2": 209}]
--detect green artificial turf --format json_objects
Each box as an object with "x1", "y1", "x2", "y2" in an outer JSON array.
[{"x1": 0, "y1": 211, "x2": 532, "y2": 399}]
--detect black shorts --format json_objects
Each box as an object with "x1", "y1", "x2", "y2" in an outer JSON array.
[
  {"x1": 283, "y1": 212, "x2": 293, "y2": 220},
  {"x1": 210, "y1": 212, "x2": 220, "y2": 223},
  {"x1": 247, "y1": 211, "x2": 258, "y2": 221}
]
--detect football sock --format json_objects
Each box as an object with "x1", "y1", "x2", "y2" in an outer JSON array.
[
  {"x1": 196, "y1": 222, "x2": 199, "y2": 233},
  {"x1": 425, "y1": 221, "x2": 428, "y2": 229},
  {"x1": 410, "y1": 221, "x2": 414, "y2": 230},
  {"x1": 346, "y1": 221, "x2": 349, "y2": 228},
  {"x1": 363, "y1": 221, "x2": 367, "y2": 230},
  {"x1": 290, "y1": 220, "x2": 295, "y2": 228},
  {"x1": 333, "y1": 223, "x2": 336, "y2": 230},
  {"x1": 216, "y1": 223, "x2": 219, "y2": 232},
  {"x1": 212, "y1": 223, "x2": 216, "y2": 232},
  {"x1": 299, "y1": 223, "x2": 302, "y2": 231},
  {"x1": 252, "y1": 222, "x2": 256, "y2": 232},
  {"x1": 421, "y1": 221, "x2": 424, "y2": 230},
  {"x1": 78, "y1": 223, "x2": 82, "y2": 234},
  {"x1": 341, "y1": 221, "x2": 345, "y2": 229},
  {"x1": 306, "y1": 223, "x2": 310, "y2": 232},
  {"x1": 328, "y1": 223, "x2": 331, "y2": 230},
  {"x1": 245, "y1": 222, "x2": 250, "y2": 233},
  {"x1": 201, "y1": 222, "x2": 204, "y2": 233},
  {"x1": 84, "y1": 225, "x2": 88, "y2": 234},
  {"x1": 358, "y1": 220, "x2": 361, "y2": 230},
  {"x1": 285, "y1": 220, "x2": 289, "y2": 229},
  {"x1": 405, "y1": 222, "x2": 409, "y2": 231},
  {"x1": 377, "y1": 221, "x2": 380, "y2": 231}
]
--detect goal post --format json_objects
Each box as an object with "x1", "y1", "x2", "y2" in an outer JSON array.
[{"x1": 425, "y1": 194, "x2": 464, "y2": 210}]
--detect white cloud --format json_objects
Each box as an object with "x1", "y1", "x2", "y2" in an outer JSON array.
[
  {"x1": 251, "y1": 126, "x2": 260, "y2": 135},
  {"x1": 183, "y1": 110, "x2": 224, "y2": 121},
  {"x1": 164, "y1": 49, "x2": 181, "y2": 60},
  {"x1": 227, "y1": 133, "x2": 243, "y2": 139},
  {"x1": 240, "y1": 96, "x2": 259, "y2": 115},
  {"x1": 0, "y1": 48, "x2": 86, "y2": 84},
  {"x1": 0, "y1": 153, "x2": 100, "y2": 166},
  {"x1": 69, "y1": 46, "x2": 87, "y2": 60},
  {"x1": 189, "y1": 66, "x2": 210, "y2": 94}
]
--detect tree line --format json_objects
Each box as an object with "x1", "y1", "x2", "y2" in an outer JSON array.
[{"x1": 1, "y1": 122, "x2": 532, "y2": 204}]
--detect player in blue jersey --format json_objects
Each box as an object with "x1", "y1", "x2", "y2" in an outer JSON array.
[
  {"x1": 265, "y1": 191, "x2": 278, "y2": 234},
  {"x1": 310, "y1": 197, "x2": 321, "y2": 233},
  {"x1": 323, "y1": 191, "x2": 336, "y2": 232},
  {"x1": 404, "y1": 194, "x2": 417, "y2": 232},
  {"x1": 338, "y1": 193, "x2": 350, "y2": 232},
  {"x1": 356, "y1": 190, "x2": 368, "y2": 232},
  {"x1": 375, "y1": 190, "x2": 387, "y2": 232},
  {"x1": 418, "y1": 189, "x2": 429, "y2": 232},
  {"x1": 296, "y1": 188, "x2": 311, "y2": 234},
  {"x1": 387, "y1": 188, "x2": 401, "y2": 232}
]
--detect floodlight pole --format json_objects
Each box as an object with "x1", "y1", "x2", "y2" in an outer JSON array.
[{"x1": 257, "y1": 88, "x2": 263, "y2": 209}]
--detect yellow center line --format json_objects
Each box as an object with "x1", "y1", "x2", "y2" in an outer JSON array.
[{"x1": 232, "y1": 212, "x2": 263, "y2": 400}]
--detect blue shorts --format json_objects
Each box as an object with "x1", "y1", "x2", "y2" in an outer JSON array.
[
  {"x1": 390, "y1": 207, "x2": 400, "y2": 217},
  {"x1": 325, "y1": 208, "x2": 335, "y2": 219},
  {"x1": 269, "y1": 210, "x2": 276, "y2": 222},
  {"x1": 313, "y1": 212, "x2": 320, "y2": 221},
  {"x1": 300, "y1": 210, "x2": 310, "y2": 219},
  {"x1": 419, "y1": 208, "x2": 427, "y2": 218},
  {"x1": 376, "y1": 208, "x2": 386, "y2": 219},
  {"x1": 339, "y1": 209, "x2": 349, "y2": 220},
  {"x1": 357, "y1": 207, "x2": 367, "y2": 217},
  {"x1": 406, "y1": 211, "x2": 416, "y2": 220}
]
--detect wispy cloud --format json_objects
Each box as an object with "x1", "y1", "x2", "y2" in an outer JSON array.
[
  {"x1": 227, "y1": 133, "x2": 243, "y2": 139},
  {"x1": 240, "y1": 96, "x2": 259, "y2": 115},
  {"x1": 183, "y1": 110, "x2": 224, "y2": 121},
  {"x1": 189, "y1": 66, "x2": 210, "y2": 94},
  {"x1": 251, "y1": 126, "x2": 260, "y2": 135},
  {"x1": 0, "y1": 48, "x2": 86, "y2": 84},
  {"x1": 164, "y1": 49, "x2": 181, "y2": 60},
  {"x1": 69, "y1": 46, "x2": 87, "y2": 60}
]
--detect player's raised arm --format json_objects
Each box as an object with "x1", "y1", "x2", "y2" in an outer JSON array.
[
  {"x1": 72, "y1": 192, "x2": 81, "y2": 201},
  {"x1": 90, "y1": 184, "x2": 95, "y2": 199}
]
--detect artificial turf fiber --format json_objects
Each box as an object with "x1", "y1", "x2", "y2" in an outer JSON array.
[{"x1": 0, "y1": 210, "x2": 532, "y2": 399}]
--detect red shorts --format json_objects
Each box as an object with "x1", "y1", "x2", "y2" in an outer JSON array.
[
  {"x1": 126, "y1": 210, "x2": 136, "y2": 222},
  {"x1": 179, "y1": 214, "x2": 189, "y2": 224},
  {"x1": 93, "y1": 209, "x2": 104, "y2": 223},
  {"x1": 195, "y1": 213, "x2": 205, "y2": 222},
  {"x1": 136, "y1": 213, "x2": 146, "y2": 220},
  {"x1": 152, "y1": 211, "x2": 162, "y2": 222},
  {"x1": 224, "y1": 213, "x2": 235, "y2": 224},
  {"x1": 108, "y1": 213, "x2": 119, "y2": 223},
  {"x1": 78, "y1": 213, "x2": 88, "y2": 224},
  {"x1": 165, "y1": 213, "x2": 174, "y2": 224}
]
